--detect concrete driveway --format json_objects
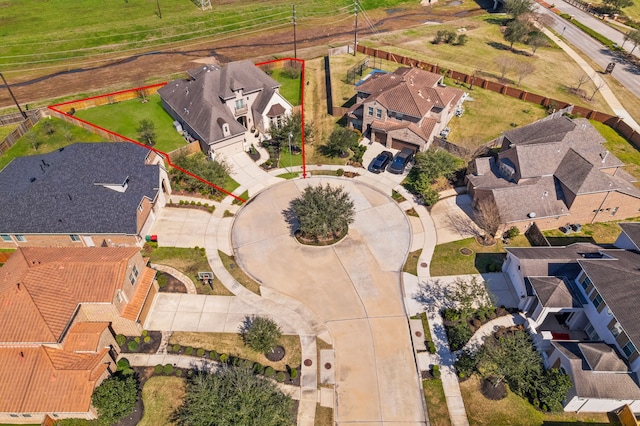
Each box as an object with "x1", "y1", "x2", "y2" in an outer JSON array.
[
  {"x1": 231, "y1": 177, "x2": 426, "y2": 425},
  {"x1": 430, "y1": 193, "x2": 482, "y2": 244},
  {"x1": 149, "y1": 208, "x2": 212, "y2": 248}
]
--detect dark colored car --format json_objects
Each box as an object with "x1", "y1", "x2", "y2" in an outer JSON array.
[
  {"x1": 387, "y1": 148, "x2": 415, "y2": 174},
  {"x1": 369, "y1": 151, "x2": 393, "y2": 173}
]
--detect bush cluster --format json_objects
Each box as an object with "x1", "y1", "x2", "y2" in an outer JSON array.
[{"x1": 433, "y1": 30, "x2": 469, "y2": 45}]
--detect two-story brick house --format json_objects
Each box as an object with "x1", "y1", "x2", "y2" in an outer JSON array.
[
  {"x1": 347, "y1": 67, "x2": 466, "y2": 152},
  {"x1": 0, "y1": 246, "x2": 158, "y2": 423},
  {"x1": 466, "y1": 116, "x2": 640, "y2": 232},
  {"x1": 159, "y1": 60, "x2": 293, "y2": 157},
  {"x1": 502, "y1": 223, "x2": 640, "y2": 412},
  {"x1": 0, "y1": 142, "x2": 170, "y2": 249}
]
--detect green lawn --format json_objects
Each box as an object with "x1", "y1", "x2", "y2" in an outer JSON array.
[
  {"x1": 430, "y1": 235, "x2": 531, "y2": 276},
  {"x1": 423, "y1": 379, "x2": 452, "y2": 426},
  {"x1": 279, "y1": 149, "x2": 304, "y2": 169},
  {"x1": 141, "y1": 244, "x2": 233, "y2": 296},
  {"x1": 0, "y1": 124, "x2": 18, "y2": 141},
  {"x1": 218, "y1": 250, "x2": 261, "y2": 295},
  {"x1": 0, "y1": 117, "x2": 104, "y2": 171},
  {"x1": 543, "y1": 216, "x2": 640, "y2": 246},
  {"x1": 592, "y1": 120, "x2": 640, "y2": 183},
  {"x1": 276, "y1": 171, "x2": 301, "y2": 179},
  {"x1": 271, "y1": 67, "x2": 302, "y2": 106},
  {"x1": 75, "y1": 94, "x2": 186, "y2": 153},
  {"x1": 460, "y1": 375, "x2": 612, "y2": 426},
  {"x1": 139, "y1": 376, "x2": 185, "y2": 426},
  {"x1": 403, "y1": 249, "x2": 422, "y2": 276}
]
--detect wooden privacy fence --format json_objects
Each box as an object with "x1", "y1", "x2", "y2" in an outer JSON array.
[
  {"x1": 0, "y1": 110, "x2": 45, "y2": 157},
  {"x1": 50, "y1": 83, "x2": 166, "y2": 114},
  {"x1": 355, "y1": 45, "x2": 640, "y2": 147},
  {"x1": 0, "y1": 110, "x2": 41, "y2": 126}
]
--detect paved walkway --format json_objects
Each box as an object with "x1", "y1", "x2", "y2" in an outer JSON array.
[{"x1": 150, "y1": 263, "x2": 197, "y2": 294}]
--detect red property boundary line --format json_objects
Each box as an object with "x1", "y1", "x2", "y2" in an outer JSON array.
[{"x1": 47, "y1": 58, "x2": 307, "y2": 204}]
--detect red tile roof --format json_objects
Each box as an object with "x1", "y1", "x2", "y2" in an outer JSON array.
[
  {"x1": 122, "y1": 267, "x2": 156, "y2": 321},
  {"x1": 63, "y1": 322, "x2": 110, "y2": 352}
]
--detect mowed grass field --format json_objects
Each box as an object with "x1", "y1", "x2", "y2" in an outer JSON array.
[
  {"x1": 74, "y1": 94, "x2": 187, "y2": 153},
  {"x1": 0, "y1": 0, "x2": 416, "y2": 71}
]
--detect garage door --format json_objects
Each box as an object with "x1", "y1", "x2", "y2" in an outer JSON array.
[
  {"x1": 373, "y1": 131, "x2": 387, "y2": 145},
  {"x1": 391, "y1": 139, "x2": 419, "y2": 153}
]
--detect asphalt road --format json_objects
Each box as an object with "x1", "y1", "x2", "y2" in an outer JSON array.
[{"x1": 536, "y1": 1, "x2": 640, "y2": 98}]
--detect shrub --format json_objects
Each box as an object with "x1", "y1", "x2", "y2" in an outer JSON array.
[
  {"x1": 196, "y1": 348, "x2": 205, "y2": 357},
  {"x1": 336, "y1": 168, "x2": 344, "y2": 176},
  {"x1": 432, "y1": 364, "x2": 440, "y2": 372},
  {"x1": 154, "y1": 364, "x2": 164, "y2": 374},
  {"x1": 117, "y1": 358, "x2": 130, "y2": 371},
  {"x1": 175, "y1": 369, "x2": 183, "y2": 377},
  {"x1": 185, "y1": 346, "x2": 194, "y2": 355},
  {"x1": 134, "y1": 336, "x2": 141, "y2": 344},
  {"x1": 115, "y1": 334, "x2": 126, "y2": 347},
  {"x1": 289, "y1": 368, "x2": 298, "y2": 379},
  {"x1": 254, "y1": 362, "x2": 264, "y2": 374},
  {"x1": 141, "y1": 330, "x2": 148, "y2": 337},
  {"x1": 220, "y1": 353, "x2": 229, "y2": 363},
  {"x1": 127, "y1": 340, "x2": 139, "y2": 352},
  {"x1": 190, "y1": 201, "x2": 196, "y2": 205},
  {"x1": 446, "y1": 322, "x2": 473, "y2": 351},
  {"x1": 232, "y1": 356, "x2": 241, "y2": 367},
  {"x1": 443, "y1": 309, "x2": 461, "y2": 322},
  {"x1": 209, "y1": 350, "x2": 219, "y2": 360},
  {"x1": 432, "y1": 369, "x2": 441, "y2": 379},
  {"x1": 275, "y1": 372, "x2": 286, "y2": 382},
  {"x1": 506, "y1": 226, "x2": 520, "y2": 239},
  {"x1": 264, "y1": 366, "x2": 275, "y2": 377},
  {"x1": 91, "y1": 374, "x2": 138, "y2": 424},
  {"x1": 197, "y1": 202, "x2": 202, "y2": 206},
  {"x1": 471, "y1": 318, "x2": 482, "y2": 329},
  {"x1": 172, "y1": 344, "x2": 181, "y2": 353},
  {"x1": 143, "y1": 336, "x2": 151, "y2": 344},
  {"x1": 427, "y1": 341, "x2": 437, "y2": 354},
  {"x1": 163, "y1": 364, "x2": 174, "y2": 375},
  {"x1": 240, "y1": 316, "x2": 282, "y2": 353},
  {"x1": 179, "y1": 200, "x2": 185, "y2": 205}
]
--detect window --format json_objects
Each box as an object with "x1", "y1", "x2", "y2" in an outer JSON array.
[
  {"x1": 235, "y1": 99, "x2": 245, "y2": 110},
  {"x1": 15, "y1": 235, "x2": 26, "y2": 242},
  {"x1": 133, "y1": 265, "x2": 139, "y2": 278},
  {"x1": 592, "y1": 293, "x2": 604, "y2": 309},
  {"x1": 367, "y1": 107, "x2": 373, "y2": 116},
  {"x1": 579, "y1": 274, "x2": 592, "y2": 291},
  {"x1": 623, "y1": 341, "x2": 637, "y2": 357},
  {"x1": 609, "y1": 320, "x2": 624, "y2": 338},
  {"x1": 585, "y1": 323, "x2": 599, "y2": 341},
  {"x1": 611, "y1": 207, "x2": 618, "y2": 216},
  {"x1": 1, "y1": 234, "x2": 11, "y2": 242},
  {"x1": 9, "y1": 414, "x2": 18, "y2": 418},
  {"x1": 129, "y1": 272, "x2": 136, "y2": 286},
  {"x1": 376, "y1": 109, "x2": 382, "y2": 118},
  {"x1": 116, "y1": 290, "x2": 125, "y2": 303},
  {"x1": 22, "y1": 414, "x2": 32, "y2": 418},
  {"x1": 396, "y1": 112, "x2": 404, "y2": 120},
  {"x1": 69, "y1": 234, "x2": 81, "y2": 242}
]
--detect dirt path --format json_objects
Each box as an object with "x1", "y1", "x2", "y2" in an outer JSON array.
[{"x1": 0, "y1": 4, "x2": 485, "y2": 110}]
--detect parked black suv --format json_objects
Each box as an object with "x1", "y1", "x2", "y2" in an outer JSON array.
[
  {"x1": 387, "y1": 148, "x2": 415, "y2": 174},
  {"x1": 369, "y1": 151, "x2": 393, "y2": 173}
]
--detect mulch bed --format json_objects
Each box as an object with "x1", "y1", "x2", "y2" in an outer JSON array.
[
  {"x1": 481, "y1": 377, "x2": 507, "y2": 400},
  {"x1": 294, "y1": 229, "x2": 346, "y2": 246},
  {"x1": 265, "y1": 345, "x2": 285, "y2": 362},
  {"x1": 120, "y1": 331, "x2": 163, "y2": 354},
  {"x1": 158, "y1": 271, "x2": 187, "y2": 293}
]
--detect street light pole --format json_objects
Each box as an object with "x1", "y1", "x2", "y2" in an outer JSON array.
[
  {"x1": 288, "y1": 132, "x2": 294, "y2": 173},
  {"x1": 0, "y1": 72, "x2": 27, "y2": 120}
]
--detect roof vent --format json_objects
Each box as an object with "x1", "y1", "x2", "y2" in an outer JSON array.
[
  {"x1": 528, "y1": 212, "x2": 536, "y2": 218},
  {"x1": 30, "y1": 177, "x2": 36, "y2": 183}
]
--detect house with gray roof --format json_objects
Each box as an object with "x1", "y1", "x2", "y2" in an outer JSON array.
[
  {"x1": 346, "y1": 67, "x2": 466, "y2": 152},
  {"x1": 466, "y1": 116, "x2": 640, "y2": 232},
  {"x1": 502, "y1": 226, "x2": 640, "y2": 412},
  {"x1": 158, "y1": 60, "x2": 293, "y2": 157},
  {"x1": 0, "y1": 143, "x2": 170, "y2": 248}
]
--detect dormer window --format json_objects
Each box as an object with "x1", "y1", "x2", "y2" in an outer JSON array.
[
  {"x1": 223, "y1": 123, "x2": 230, "y2": 137},
  {"x1": 235, "y1": 99, "x2": 245, "y2": 110}
]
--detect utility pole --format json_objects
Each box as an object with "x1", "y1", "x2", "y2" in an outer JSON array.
[
  {"x1": 292, "y1": 4, "x2": 297, "y2": 59},
  {"x1": 0, "y1": 72, "x2": 27, "y2": 119},
  {"x1": 353, "y1": 0, "x2": 359, "y2": 56}
]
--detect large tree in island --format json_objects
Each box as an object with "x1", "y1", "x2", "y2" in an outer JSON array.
[{"x1": 290, "y1": 183, "x2": 355, "y2": 243}]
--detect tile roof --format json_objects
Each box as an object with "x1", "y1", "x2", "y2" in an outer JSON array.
[
  {"x1": 0, "y1": 247, "x2": 138, "y2": 343},
  {"x1": 122, "y1": 266, "x2": 156, "y2": 321},
  {"x1": 159, "y1": 60, "x2": 285, "y2": 145},
  {"x1": 0, "y1": 143, "x2": 159, "y2": 235},
  {"x1": 0, "y1": 346, "x2": 108, "y2": 413},
  {"x1": 63, "y1": 322, "x2": 110, "y2": 352},
  {"x1": 579, "y1": 249, "x2": 640, "y2": 349},
  {"x1": 553, "y1": 341, "x2": 640, "y2": 400}
]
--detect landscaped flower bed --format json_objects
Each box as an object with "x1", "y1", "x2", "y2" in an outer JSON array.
[
  {"x1": 442, "y1": 306, "x2": 510, "y2": 351},
  {"x1": 168, "y1": 199, "x2": 215, "y2": 213},
  {"x1": 117, "y1": 330, "x2": 162, "y2": 354}
]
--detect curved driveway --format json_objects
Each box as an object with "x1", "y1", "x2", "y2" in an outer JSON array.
[{"x1": 231, "y1": 177, "x2": 426, "y2": 425}]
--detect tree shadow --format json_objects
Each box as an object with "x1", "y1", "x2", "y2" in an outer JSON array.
[
  {"x1": 475, "y1": 253, "x2": 506, "y2": 273},
  {"x1": 545, "y1": 236, "x2": 595, "y2": 246},
  {"x1": 341, "y1": 94, "x2": 357, "y2": 108},
  {"x1": 487, "y1": 40, "x2": 511, "y2": 51},
  {"x1": 412, "y1": 278, "x2": 456, "y2": 312},
  {"x1": 281, "y1": 206, "x2": 299, "y2": 237}
]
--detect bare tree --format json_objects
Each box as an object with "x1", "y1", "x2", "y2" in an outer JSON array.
[
  {"x1": 589, "y1": 78, "x2": 606, "y2": 101},
  {"x1": 26, "y1": 132, "x2": 40, "y2": 151},
  {"x1": 447, "y1": 276, "x2": 497, "y2": 320},
  {"x1": 515, "y1": 60, "x2": 535, "y2": 85},
  {"x1": 527, "y1": 31, "x2": 547, "y2": 55},
  {"x1": 494, "y1": 56, "x2": 516, "y2": 80},
  {"x1": 63, "y1": 128, "x2": 74, "y2": 143},
  {"x1": 575, "y1": 73, "x2": 590, "y2": 91},
  {"x1": 472, "y1": 197, "x2": 502, "y2": 245}
]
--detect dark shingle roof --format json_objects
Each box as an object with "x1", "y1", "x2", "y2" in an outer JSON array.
[
  {"x1": 502, "y1": 115, "x2": 576, "y2": 146},
  {"x1": 0, "y1": 143, "x2": 159, "y2": 235},
  {"x1": 553, "y1": 341, "x2": 640, "y2": 400},
  {"x1": 490, "y1": 176, "x2": 568, "y2": 223},
  {"x1": 579, "y1": 249, "x2": 640, "y2": 349},
  {"x1": 506, "y1": 243, "x2": 601, "y2": 279},
  {"x1": 619, "y1": 223, "x2": 640, "y2": 250},
  {"x1": 527, "y1": 276, "x2": 581, "y2": 308}
]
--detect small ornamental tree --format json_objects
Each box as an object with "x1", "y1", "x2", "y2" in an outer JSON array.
[
  {"x1": 290, "y1": 183, "x2": 355, "y2": 241},
  {"x1": 240, "y1": 316, "x2": 282, "y2": 354},
  {"x1": 137, "y1": 119, "x2": 157, "y2": 146},
  {"x1": 91, "y1": 373, "x2": 138, "y2": 425}
]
